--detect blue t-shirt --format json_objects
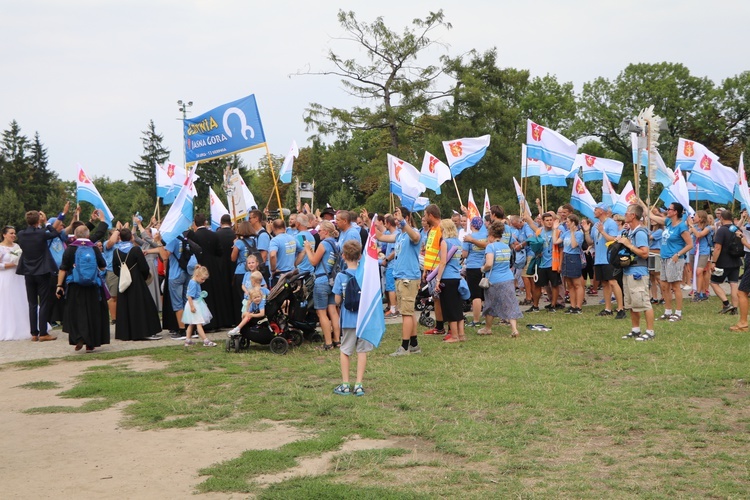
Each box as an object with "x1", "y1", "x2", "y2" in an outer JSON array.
[
  {"x1": 338, "y1": 225, "x2": 362, "y2": 250},
  {"x1": 623, "y1": 226, "x2": 650, "y2": 275},
  {"x1": 314, "y1": 238, "x2": 338, "y2": 284},
  {"x1": 186, "y1": 279, "x2": 202, "y2": 300},
  {"x1": 538, "y1": 228, "x2": 555, "y2": 269},
  {"x1": 563, "y1": 229, "x2": 584, "y2": 255},
  {"x1": 384, "y1": 229, "x2": 399, "y2": 261},
  {"x1": 269, "y1": 232, "x2": 298, "y2": 273},
  {"x1": 333, "y1": 267, "x2": 361, "y2": 329},
  {"x1": 286, "y1": 227, "x2": 299, "y2": 236},
  {"x1": 442, "y1": 237, "x2": 462, "y2": 279},
  {"x1": 165, "y1": 238, "x2": 189, "y2": 280},
  {"x1": 392, "y1": 229, "x2": 421, "y2": 280},
  {"x1": 690, "y1": 226, "x2": 712, "y2": 256},
  {"x1": 247, "y1": 298, "x2": 266, "y2": 314},
  {"x1": 296, "y1": 230, "x2": 316, "y2": 275},
  {"x1": 649, "y1": 228, "x2": 663, "y2": 251},
  {"x1": 660, "y1": 218, "x2": 689, "y2": 259},
  {"x1": 462, "y1": 226, "x2": 488, "y2": 269},
  {"x1": 102, "y1": 242, "x2": 115, "y2": 272},
  {"x1": 591, "y1": 218, "x2": 619, "y2": 265},
  {"x1": 255, "y1": 230, "x2": 271, "y2": 269},
  {"x1": 233, "y1": 238, "x2": 254, "y2": 275},
  {"x1": 485, "y1": 241, "x2": 514, "y2": 284}
]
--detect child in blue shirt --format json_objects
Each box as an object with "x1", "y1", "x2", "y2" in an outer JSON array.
[
  {"x1": 183, "y1": 265, "x2": 216, "y2": 347},
  {"x1": 228, "y1": 288, "x2": 267, "y2": 336},
  {"x1": 332, "y1": 240, "x2": 372, "y2": 397}
]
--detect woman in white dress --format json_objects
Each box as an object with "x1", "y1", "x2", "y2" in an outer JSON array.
[{"x1": 0, "y1": 226, "x2": 31, "y2": 340}]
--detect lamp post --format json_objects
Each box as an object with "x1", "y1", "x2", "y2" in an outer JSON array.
[{"x1": 177, "y1": 100, "x2": 193, "y2": 172}]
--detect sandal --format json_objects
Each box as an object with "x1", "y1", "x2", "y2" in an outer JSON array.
[
  {"x1": 510, "y1": 331, "x2": 519, "y2": 338},
  {"x1": 203, "y1": 340, "x2": 217, "y2": 347},
  {"x1": 477, "y1": 328, "x2": 492, "y2": 335},
  {"x1": 729, "y1": 324, "x2": 749, "y2": 332},
  {"x1": 443, "y1": 336, "x2": 460, "y2": 343}
]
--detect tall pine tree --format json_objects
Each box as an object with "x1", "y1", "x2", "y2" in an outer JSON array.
[{"x1": 129, "y1": 120, "x2": 170, "y2": 194}]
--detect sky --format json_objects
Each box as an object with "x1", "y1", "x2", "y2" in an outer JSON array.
[{"x1": 1, "y1": 0, "x2": 747, "y2": 183}]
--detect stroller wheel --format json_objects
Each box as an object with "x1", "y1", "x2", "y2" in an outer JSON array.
[
  {"x1": 234, "y1": 337, "x2": 246, "y2": 353},
  {"x1": 421, "y1": 316, "x2": 435, "y2": 328},
  {"x1": 309, "y1": 332, "x2": 323, "y2": 343},
  {"x1": 415, "y1": 301, "x2": 425, "y2": 311},
  {"x1": 288, "y1": 329, "x2": 303, "y2": 347},
  {"x1": 270, "y1": 336, "x2": 289, "y2": 355},
  {"x1": 225, "y1": 338, "x2": 234, "y2": 352}
]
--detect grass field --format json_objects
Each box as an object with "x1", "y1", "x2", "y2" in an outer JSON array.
[{"x1": 10, "y1": 298, "x2": 750, "y2": 498}]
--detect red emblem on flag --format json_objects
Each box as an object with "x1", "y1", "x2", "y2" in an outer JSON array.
[
  {"x1": 700, "y1": 155, "x2": 711, "y2": 171},
  {"x1": 78, "y1": 170, "x2": 90, "y2": 183},
  {"x1": 683, "y1": 141, "x2": 695, "y2": 157},
  {"x1": 395, "y1": 162, "x2": 402, "y2": 182},
  {"x1": 167, "y1": 163, "x2": 175, "y2": 178},
  {"x1": 531, "y1": 123, "x2": 544, "y2": 142},
  {"x1": 626, "y1": 192, "x2": 636, "y2": 204},
  {"x1": 584, "y1": 154, "x2": 596, "y2": 167},
  {"x1": 575, "y1": 180, "x2": 586, "y2": 195},
  {"x1": 428, "y1": 155, "x2": 438, "y2": 173},
  {"x1": 367, "y1": 227, "x2": 379, "y2": 258},
  {"x1": 673, "y1": 170, "x2": 680, "y2": 185},
  {"x1": 449, "y1": 142, "x2": 463, "y2": 158},
  {"x1": 210, "y1": 195, "x2": 214, "y2": 206}
]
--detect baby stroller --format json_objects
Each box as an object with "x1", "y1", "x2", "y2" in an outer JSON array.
[
  {"x1": 415, "y1": 280, "x2": 436, "y2": 328},
  {"x1": 284, "y1": 271, "x2": 322, "y2": 343},
  {"x1": 225, "y1": 269, "x2": 308, "y2": 355}
]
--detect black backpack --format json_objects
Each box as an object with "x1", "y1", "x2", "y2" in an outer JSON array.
[
  {"x1": 726, "y1": 226, "x2": 744, "y2": 258},
  {"x1": 177, "y1": 235, "x2": 202, "y2": 272},
  {"x1": 342, "y1": 271, "x2": 361, "y2": 312},
  {"x1": 241, "y1": 229, "x2": 271, "y2": 283},
  {"x1": 608, "y1": 228, "x2": 647, "y2": 269}
]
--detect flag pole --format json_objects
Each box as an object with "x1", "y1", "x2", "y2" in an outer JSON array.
[
  {"x1": 264, "y1": 144, "x2": 285, "y2": 222},
  {"x1": 452, "y1": 177, "x2": 464, "y2": 208}
]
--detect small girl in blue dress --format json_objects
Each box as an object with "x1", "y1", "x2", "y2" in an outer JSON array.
[{"x1": 182, "y1": 265, "x2": 216, "y2": 347}]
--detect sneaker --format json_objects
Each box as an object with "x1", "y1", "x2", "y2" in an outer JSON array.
[
  {"x1": 144, "y1": 335, "x2": 162, "y2": 341},
  {"x1": 184, "y1": 340, "x2": 195, "y2": 346},
  {"x1": 525, "y1": 306, "x2": 540, "y2": 313},
  {"x1": 719, "y1": 304, "x2": 736, "y2": 314},
  {"x1": 227, "y1": 327, "x2": 240, "y2": 336},
  {"x1": 333, "y1": 384, "x2": 351, "y2": 396},
  {"x1": 384, "y1": 310, "x2": 401, "y2": 318},
  {"x1": 353, "y1": 385, "x2": 365, "y2": 397},
  {"x1": 171, "y1": 330, "x2": 187, "y2": 340},
  {"x1": 423, "y1": 328, "x2": 445, "y2": 336},
  {"x1": 635, "y1": 332, "x2": 655, "y2": 341},
  {"x1": 570, "y1": 308, "x2": 582, "y2": 315},
  {"x1": 465, "y1": 321, "x2": 479, "y2": 327},
  {"x1": 202, "y1": 340, "x2": 217, "y2": 347},
  {"x1": 408, "y1": 345, "x2": 421, "y2": 354},
  {"x1": 615, "y1": 309, "x2": 627, "y2": 320},
  {"x1": 555, "y1": 304, "x2": 566, "y2": 310},
  {"x1": 390, "y1": 346, "x2": 410, "y2": 357},
  {"x1": 621, "y1": 330, "x2": 641, "y2": 339},
  {"x1": 587, "y1": 287, "x2": 598, "y2": 296},
  {"x1": 564, "y1": 307, "x2": 575, "y2": 314},
  {"x1": 597, "y1": 309, "x2": 613, "y2": 317},
  {"x1": 668, "y1": 314, "x2": 682, "y2": 322},
  {"x1": 681, "y1": 284, "x2": 692, "y2": 291}
]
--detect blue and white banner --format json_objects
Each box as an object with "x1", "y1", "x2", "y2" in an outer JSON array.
[
  {"x1": 526, "y1": 120, "x2": 577, "y2": 171},
  {"x1": 574, "y1": 153, "x2": 623, "y2": 184},
  {"x1": 160, "y1": 165, "x2": 199, "y2": 244},
  {"x1": 659, "y1": 167, "x2": 695, "y2": 216},
  {"x1": 278, "y1": 140, "x2": 298, "y2": 184},
  {"x1": 184, "y1": 94, "x2": 267, "y2": 166},
  {"x1": 735, "y1": 154, "x2": 750, "y2": 210},
  {"x1": 442, "y1": 135, "x2": 491, "y2": 177},
  {"x1": 76, "y1": 164, "x2": 114, "y2": 226},
  {"x1": 570, "y1": 175, "x2": 597, "y2": 220},
  {"x1": 209, "y1": 187, "x2": 229, "y2": 231},
  {"x1": 356, "y1": 216, "x2": 386, "y2": 347},
  {"x1": 540, "y1": 164, "x2": 574, "y2": 187}
]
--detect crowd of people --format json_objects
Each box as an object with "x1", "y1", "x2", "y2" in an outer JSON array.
[{"x1": 3, "y1": 196, "x2": 749, "y2": 385}]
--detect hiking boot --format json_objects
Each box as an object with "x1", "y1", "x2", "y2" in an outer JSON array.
[
  {"x1": 597, "y1": 309, "x2": 613, "y2": 317},
  {"x1": 333, "y1": 384, "x2": 351, "y2": 396},
  {"x1": 615, "y1": 309, "x2": 627, "y2": 320}
]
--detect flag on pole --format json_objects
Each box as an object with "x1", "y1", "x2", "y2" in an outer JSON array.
[
  {"x1": 76, "y1": 165, "x2": 114, "y2": 226},
  {"x1": 465, "y1": 189, "x2": 480, "y2": 232},
  {"x1": 209, "y1": 187, "x2": 229, "y2": 230},
  {"x1": 574, "y1": 153, "x2": 624, "y2": 183},
  {"x1": 659, "y1": 167, "x2": 695, "y2": 216},
  {"x1": 156, "y1": 163, "x2": 171, "y2": 201},
  {"x1": 387, "y1": 154, "x2": 424, "y2": 198},
  {"x1": 240, "y1": 178, "x2": 258, "y2": 213},
  {"x1": 630, "y1": 132, "x2": 649, "y2": 166},
  {"x1": 160, "y1": 164, "x2": 199, "y2": 244},
  {"x1": 687, "y1": 181, "x2": 729, "y2": 203},
  {"x1": 735, "y1": 154, "x2": 750, "y2": 210},
  {"x1": 601, "y1": 174, "x2": 617, "y2": 208},
  {"x1": 159, "y1": 162, "x2": 187, "y2": 205},
  {"x1": 513, "y1": 177, "x2": 531, "y2": 216},
  {"x1": 540, "y1": 164, "x2": 573, "y2": 187},
  {"x1": 676, "y1": 138, "x2": 719, "y2": 172},
  {"x1": 686, "y1": 154, "x2": 735, "y2": 204},
  {"x1": 612, "y1": 181, "x2": 636, "y2": 215},
  {"x1": 652, "y1": 150, "x2": 675, "y2": 187},
  {"x1": 442, "y1": 135, "x2": 491, "y2": 177},
  {"x1": 526, "y1": 120, "x2": 577, "y2": 171},
  {"x1": 278, "y1": 140, "x2": 298, "y2": 184},
  {"x1": 570, "y1": 175, "x2": 597, "y2": 220},
  {"x1": 419, "y1": 151, "x2": 451, "y2": 194},
  {"x1": 520, "y1": 144, "x2": 546, "y2": 178},
  {"x1": 483, "y1": 190, "x2": 491, "y2": 218},
  {"x1": 356, "y1": 215, "x2": 386, "y2": 347}
]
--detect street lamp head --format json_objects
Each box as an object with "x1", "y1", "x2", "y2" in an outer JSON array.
[
  {"x1": 177, "y1": 99, "x2": 183, "y2": 105},
  {"x1": 187, "y1": 101, "x2": 193, "y2": 107},
  {"x1": 656, "y1": 117, "x2": 669, "y2": 132},
  {"x1": 619, "y1": 118, "x2": 643, "y2": 135}
]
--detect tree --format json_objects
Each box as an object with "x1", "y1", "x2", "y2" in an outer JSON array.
[
  {"x1": 129, "y1": 120, "x2": 170, "y2": 193},
  {"x1": 303, "y1": 10, "x2": 452, "y2": 150}
]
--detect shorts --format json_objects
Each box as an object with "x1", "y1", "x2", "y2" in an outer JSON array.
[
  {"x1": 649, "y1": 253, "x2": 662, "y2": 274},
  {"x1": 313, "y1": 280, "x2": 335, "y2": 310},
  {"x1": 168, "y1": 271, "x2": 189, "y2": 311},
  {"x1": 688, "y1": 253, "x2": 709, "y2": 268},
  {"x1": 340, "y1": 327, "x2": 374, "y2": 356},
  {"x1": 581, "y1": 253, "x2": 595, "y2": 280},
  {"x1": 660, "y1": 257, "x2": 685, "y2": 283},
  {"x1": 465, "y1": 267, "x2": 484, "y2": 300},
  {"x1": 594, "y1": 264, "x2": 615, "y2": 282},
  {"x1": 623, "y1": 273, "x2": 652, "y2": 313},
  {"x1": 535, "y1": 267, "x2": 561, "y2": 288},
  {"x1": 562, "y1": 253, "x2": 582, "y2": 279},
  {"x1": 438, "y1": 278, "x2": 464, "y2": 322},
  {"x1": 739, "y1": 265, "x2": 750, "y2": 293},
  {"x1": 521, "y1": 256, "x2": 534, "y2": 278},
  {"x1": 105, "y1": 271, "x2": 119, "y2": 298},
  {"x1": 396, "y1": 278, "x2": 419, "y2": 316},
  {"x1": 710, "y1": 266, "x2": 740, "y2": 284},
  {"x1": 384, "y1": 267, "x2": 395, "y2": 292}
]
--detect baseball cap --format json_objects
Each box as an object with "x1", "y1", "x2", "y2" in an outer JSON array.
[{"x1": 594, "y1": 202, "x2": 610, "y2": 211}]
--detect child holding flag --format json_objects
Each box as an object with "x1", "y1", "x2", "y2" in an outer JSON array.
[{"x1": 332, "y1": 240, "x2": 372, "y2": 396}]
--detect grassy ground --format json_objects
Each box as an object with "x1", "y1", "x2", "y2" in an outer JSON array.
[{"x1": 10, "y1": 298, "x2": 750, "y2": 498}]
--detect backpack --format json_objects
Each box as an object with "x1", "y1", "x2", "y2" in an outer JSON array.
[
  {"x1": 726, "y1": 226, "x2": 744, "y2": 258},
  {"x1": 242, "y1": 229, "x2": 271, "y2": 282},
  {"x1": 177, "y1": 236, "x2": 202, "y2": 272},
  {"x1": 323, "y1": 239, "x2": 341, "y2": 287},
  {"x1": 608, "y1": 227, "x2": 647, "y2": 269},
  {"x1": 342, "y1": 271, "x2": 361, "y2": 312},
  {"x1": 70, "y1": 246, "x2": 100, "y2": 286}
]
